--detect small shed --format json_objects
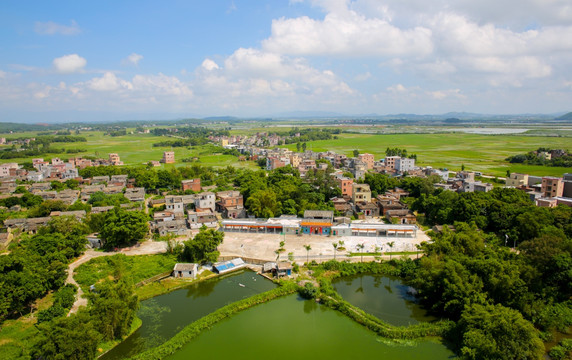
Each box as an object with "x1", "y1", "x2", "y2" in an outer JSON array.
[
  {"x1": 276, "y1": 262, "x2": 293, "y2": 277},
  {"x1": 172, "y1": 263, "x2": 198, "y2": 279},
  {"x1": 263, "y1": 262, "x2": 277, "y2": 273},
  {"x1": 212, "y1": 258, "x2": 246, "y2": 274},
  {"x1": 86, "y1": 233, "x2": 102, "y2": 249}
]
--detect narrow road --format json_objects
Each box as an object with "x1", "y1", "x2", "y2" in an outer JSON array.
[{"x1": 67, "y1": 240, "x2": 168, "y2": 315}]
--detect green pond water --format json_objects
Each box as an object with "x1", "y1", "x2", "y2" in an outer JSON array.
[
  {"x1": 166, "y1": 295, "x2": 455, "y2": 360},
  {"x1": 332, "y1": 274, "x2": 436, "y2": 326},
  {"x1": 101, "y1": 270, "x2": 276, "y2": 360}
]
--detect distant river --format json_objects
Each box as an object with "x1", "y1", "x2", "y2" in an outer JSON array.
[{"x1": 445, "y1": 128, "x2": 529, "y2": 134}]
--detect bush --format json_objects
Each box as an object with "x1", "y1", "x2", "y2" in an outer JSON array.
[{"x1": 298, "y1": 283, "x2": 317, "y2": 299}]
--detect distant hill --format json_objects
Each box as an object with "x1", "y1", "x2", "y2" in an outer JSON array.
[
  {"x1": 202, "y1": 116, "x2": 239, "y2": 121},
  {"x1": 556, "y1": 112, "x2": 572, "y2": 120}
]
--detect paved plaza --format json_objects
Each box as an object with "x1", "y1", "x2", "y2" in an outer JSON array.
[{"x1": 218, "y1": 230, "x2": 430, "y2": 263}]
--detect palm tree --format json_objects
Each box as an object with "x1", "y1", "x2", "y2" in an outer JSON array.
[
  {"x1": 415, "y1": 243, "x2": 422, "y2": 259},
  {"x1": 357, "y1": 243, "x2": 365, "y2": 262},
  {"x1": 387, "y1": 241, "x2": 395, "y2": 260},
  {"x1": 332, "y1": 242, "x2": 338, "y2": 260},
  {"x1": 338, "y1": 240, "x2": 345, "y2": 251},
  {"x1": 304, "y1": 244, "x2": 311, "y2": 264}
]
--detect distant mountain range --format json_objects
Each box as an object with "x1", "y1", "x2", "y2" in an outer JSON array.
[
  {"x1": 1, "y1": 111, "x2": 570, "y2": 126},
  {"x1": 556, "y1": 112, "x2": 572, "y2": 120}
]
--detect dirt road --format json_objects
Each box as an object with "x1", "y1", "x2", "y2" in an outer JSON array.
[{"x1": 67, "y1": 240, "x2": 167, "y2": 315}]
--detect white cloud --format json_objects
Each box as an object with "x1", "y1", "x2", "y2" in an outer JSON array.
[
  {"x1": 354, "y1": 72, "x2": 371, "y2": 81},
  {"x1": 35, "y1": 20, "x2": 81, "y2": 35},
  {"x1": 53, "y1": 54, "x2": 87, "y2": 74},
  {"x1": 123, "y1": 53, "x2": 143, "y2": 66},
  {"x1": 131, "y1": 73, "x2": 192, "y2": 97},
  {"x1": 263, "y1": 11, "x2": 433, "y2": 57},
  {"x1": 201, "y1": 59, "x2": 219, "y2": 71},
  {"x1": 88, "y1": 72, "x2": 132, "y2": 92}
]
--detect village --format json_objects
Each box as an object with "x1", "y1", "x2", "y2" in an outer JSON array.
[{"x1": 1, "y1": 139, "x2": 571, "y2": 262}]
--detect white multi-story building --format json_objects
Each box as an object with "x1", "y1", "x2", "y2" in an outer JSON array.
[
  {"x1": 396, "y1": 157, "x2": 415, "y2": 173},
  {"x1": 195, "y1": 192, "x2": 216, "y2": 211}
]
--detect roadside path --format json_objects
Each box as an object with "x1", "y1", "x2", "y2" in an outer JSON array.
[{"x1": 67, "y1": 240, "x2": 167, "y2": 315}]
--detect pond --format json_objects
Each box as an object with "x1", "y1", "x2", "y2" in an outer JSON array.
[
  {"x1": 166, "y1": 295, "x2": 455, "y2": 360},
  {"x1": 332, "y1": 274, "x2": 435, "y2": 326},
  {"x1": 101, "y1": 270, "x2": 276, "y2": 360}
]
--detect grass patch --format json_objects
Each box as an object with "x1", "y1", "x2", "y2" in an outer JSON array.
[
  {"x1": 0, "y1": 314, "x2": 40, "y2": 360},
  {"x1": 0, "y1": 131, "x2": 257, "y2": 169},
  {"x1": 282, "y1": 132, "x2": 572, "y2": 177},
  {"x1": 0, "y1": 290, "x2": 59, "y2": 359},
  {"x1": 74, "y1": 253, "x2": 178, "y2": 292},
  {"x1": 135, "y1": 270, "x2": 215, "y2": 301}
]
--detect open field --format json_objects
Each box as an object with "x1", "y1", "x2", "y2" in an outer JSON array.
[
  {"x1": 1, "y1": 128, "x2": 570, "y2": 176},
  {"x1": 0, "y1": 131, "x2": 258, "y2": 169},
  {"x1": 283, "y1": 133, "x2": 571, "y2": 177}
]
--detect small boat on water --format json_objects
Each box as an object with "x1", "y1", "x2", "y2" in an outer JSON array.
[{"x1": 239, "y1": 283, "x2": 245, "y2": 287}]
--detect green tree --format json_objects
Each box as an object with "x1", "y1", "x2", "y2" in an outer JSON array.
[
  {"x1": 88, "y1": 278, "x2": 139, "y2": 341},
  {"x1": 353, "y1": 149, "x2": 359, "y2": 157},
  {"x1": 304, "y1": 244, "x2": 311, "y2": 264},
  {"x1": 357, "y1": 243, "x2": 365, "y2": 262},
  {"x1": 100, "y1": 209, "x2": 149, "y2": 249},
  {"x1": 387, "y1": 241, "x2": 395, "y2": 260},
  {"x1": 32, "y1": 310, "x2": 100, "y2": 360},
  {"x1": 454, "y1": 303, "x2": 544, "y2": 360},
  {"x1": 245, "y1": 189, "x2": 279, "y2": 218},
  {"x1": 332, "y1": 242, "x2": 338, "y2": 260},
  {"x1": 181, "y1": 227, "x2": 224, "y2": 264}
]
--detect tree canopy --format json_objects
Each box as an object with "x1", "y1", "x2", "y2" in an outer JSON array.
[{"x1": 100, "y1": 208, "x2": 149, "y2": 249}]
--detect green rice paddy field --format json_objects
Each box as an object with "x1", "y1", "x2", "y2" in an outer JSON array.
[
  {"x1": 284, "y1": 133, "x2": 571, "y2": 177},
  {"x1": 1, "y1": 130, "x2": 570, "y2": 176},
  {"x1": 0, "y1": 131, "x2": 258, "y2": 170}
]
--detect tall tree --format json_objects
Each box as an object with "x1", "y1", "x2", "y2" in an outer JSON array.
[
  {"x1": 181, "y1": 226, "x2": 224, "y2": 264},
  {"x1": 100, "y1": 208, "x2": 149, "y2": 249}
]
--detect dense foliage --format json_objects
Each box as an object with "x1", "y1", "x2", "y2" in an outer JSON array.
[
  {"x1": 99, "y1": 208, "x2": 149, "y2": 249},
  {"x1": 412, "y1": 187, "x2": 572, "y2": 242},
  {"x1": 0, "y1": 217, "x2": 88, "y2": 322},
  {"x1": 410, "y1": 222, "x2": 571, "y2": 359},
  {"x1": 31, "y1": 277, "x2": 139, "y2": 360},
  {"x1": 181, "y1": 226, "x2": 224, "y2": 264},
  {"x1": 236, "y1": 165, "x2": 340, "y2": 218},
  {"x1": 506, "y1": 147, "x2": 572, "y2": 167}
]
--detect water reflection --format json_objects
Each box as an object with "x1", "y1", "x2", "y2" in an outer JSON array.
[
  {"x1": 101, "y1": 270, "x2": 275, "y2": 360},
  {"x1": 333, "y1": 274, "x2": 436, "y2": 327}
]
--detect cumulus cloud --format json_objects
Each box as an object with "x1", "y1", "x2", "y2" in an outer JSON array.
[
  {"x1": 53, "y1": 54, "x2": 87, "y2": 74},
  {"x1": 122, "y1": 53, "x2": 143, "y2": 66},
  {"x1": 201, "y1": 59, "x2": 219, "y2": 71},
  {"x1": 35, "y1": 20, "x2": 81, "y2": 35},
  {"x1": 262, "y1": 11, "x2": 433, "y2": 57},
  {"x1": 88, "y1": 72, "x2": 132, "y2": 92}
]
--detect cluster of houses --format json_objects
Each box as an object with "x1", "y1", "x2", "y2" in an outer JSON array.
[
  {"x1": 150, "y1": 187, "x2": 245, "y2": 237},
  {"x1": 0, "y1": 136, "x2": 37, "y2": 146},
  {"x1": 506, "y1": 172, "x2": 572, "y2": 207},
  {"x1": 0, "y1": 154, "x2": 127, "y2": 184},
  {"x1": 210, "y1": 132, "x2": 298, "y2": 149},
  {"x1": 433, "y1": 171, "x2": 494, "y2": 193},
  {"x1": 261, "y1": 148, "x2": 417, "y2": 180}
]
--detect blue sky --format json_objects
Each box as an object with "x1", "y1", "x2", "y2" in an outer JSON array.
[{"x1": 1, "y1": 0, "x2": 572, "y2": 122}]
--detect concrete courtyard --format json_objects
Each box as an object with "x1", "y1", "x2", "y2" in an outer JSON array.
[{"x1": 218, "y1": 230, "x2": 430, "y2": 263}]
